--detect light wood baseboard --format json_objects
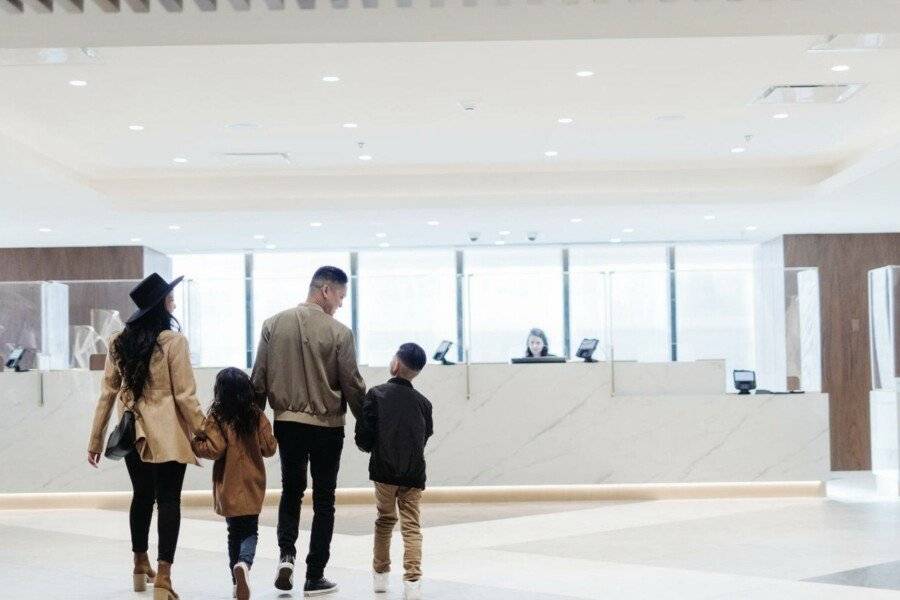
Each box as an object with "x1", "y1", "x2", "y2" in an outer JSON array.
[{"x1": 0, "y1": 481, "x2": 825, "y2": 511}]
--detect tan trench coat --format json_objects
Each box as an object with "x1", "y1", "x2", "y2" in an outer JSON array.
[{"x1": 88, "y1": 330, "x2": 205, "y2": 465}]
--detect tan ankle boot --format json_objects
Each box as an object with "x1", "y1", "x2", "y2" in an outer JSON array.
[
  {"x1": 153, "y1": 561, "x2": 179, "y2": 600},
  {"x1": 133, "y1": 552, "x2": 156, "y2": 591}
]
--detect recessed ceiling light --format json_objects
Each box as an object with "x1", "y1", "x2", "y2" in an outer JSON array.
[
  {"x1": 309, "y1": 221, "x2": 323, "y2": 228},
  {"x1": 610, "y1": 238, "x2": 622, "y2": 243},
  {"x1": 570, "y1": 218, "x2": 583, "y2": 223},
  {"x1": 128, "y1": 124, "x2": 144, "y2": 131},
  {"x1": 38, "y1": 227, "x2": 52, "y2": 233},
  {"x1": 745, "y1": 225, "x2": 758, "y2": 231},
  {"x1": 130, "y1": 237, "x2": 142, "y2": 242},
  {"x1": 731, "y1": 147, "x2": 746, "y2": 154},
  {"x1": 558, "y1": 117, "x2": 574, "y2": 124},
  {"x1": 322, "y1": 76, "x2": 341, "y2": 82},
  {"x1": 831, "y1": 64, "x2": 851, "y2": 72},
  {"x1": 253, "y1": 234, "x2": 266, "y2": 240},
  {"x1": 68, "y1": 80, "x2": 87, "y2": 87},
  {"x1": 375, "y1": 232, "x2": 387, "y2": 238},
  {"x1": 494, "y1": 240, "x2": 506, "y2": 246},
  {"x1": 358, "y1": 154, "x2": 373, "y2": 161},
  {"x1": 499, "y1": 230, "x2": 511, "y2": 236},
  {"x1": 378, "y1": 242, "x2": 390, "y2": 248},
  {"x1": 265, "y1": 243, "x2": 277, "y2": 250},
  {"x1": 773, "y1": 113, "x2": 790, "y2": 120},
  {"x1": 545, "y1": 150, "x2": 559, "y2": 157},
  {"x1": 576, "y1": 70, "x2": 594, "y2": 77},
  {"x1": 427, "y1": 220, "x2": 440, "y2": 226},
  {"x1": 703, "y1": 215, "x2": 716, "y2": 221},
  {"x1": 173, "y1": 157, "x2": 188, "y2": 163},
  {"x1": 622, "y1": 228, "x2": 635, "y2": 233},
  {"x1": 342, "y1": 123, "x2": 358, "y2": 129},
  {"x1": 168, "y1": 224, "x2": 181, "y2": 230}
]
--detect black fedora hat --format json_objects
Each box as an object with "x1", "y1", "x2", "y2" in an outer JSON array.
[{"x1": 125, "y1": 273, "x2": 185, "y2": 324}]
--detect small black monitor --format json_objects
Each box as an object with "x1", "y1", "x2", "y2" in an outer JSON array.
[
  {"x1": 576, "y1": 338, "x2": 599, "y2": 362},
  {"x1": 733, "y1": 369, "x2": 756, "y2": 394},
  {"x1": 4, "y1": 347, "x2": 29, "y2": 372},
  {"x1": 433, "y1": 340, "x2": 454, "y2": 365}
]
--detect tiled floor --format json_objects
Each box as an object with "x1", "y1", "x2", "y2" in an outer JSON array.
[{"x1": 2, "y1": 474, "x2": 900, "y2": 599}]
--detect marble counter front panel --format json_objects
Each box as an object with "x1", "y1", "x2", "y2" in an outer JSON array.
[{"x1": 0, "y1": 362, "x2": 828, "y2": 494}]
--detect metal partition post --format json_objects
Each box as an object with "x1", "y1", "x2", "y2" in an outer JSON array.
[
  {"x1": 243, "y1": 252, "x2": 254, "y2": 369},
  {"x1": 350, "y1": 252, "x2": 359, "y2": 356},
  {"x1": 667, "y1": 245, "x2": 678, "y2": 362},
  {"x1": 465, "y1": 272, "x2": 472, "y2": 401},
  {"x1": 455, "y1": 250, "x2": 465, "y2": 363},
  {"x1": 562, "y1": 248, "x2": 571, "y2": 360}
]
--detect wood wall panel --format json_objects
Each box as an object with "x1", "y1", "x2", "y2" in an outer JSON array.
[
  {"x1": 0, "y1": 247, "x2": 145, "y2": 282},
  {"x1": 0, "y1": 246, "x2": 173, "y2": 346},
  {"x1": 784, "y1": 233, "x2": 900, "y2": 471}
]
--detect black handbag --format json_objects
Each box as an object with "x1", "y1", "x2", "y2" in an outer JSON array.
[{"x1": 104, "y1": 395, "x2": 140, "y2": 460}]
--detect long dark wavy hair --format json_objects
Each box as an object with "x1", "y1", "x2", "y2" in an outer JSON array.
[
  {"x1": 209, "y1": 367, "x2": 260, "y2": 443},
  {"x1": 113, "y1": 300, "x2": 180, "y2": 401}
]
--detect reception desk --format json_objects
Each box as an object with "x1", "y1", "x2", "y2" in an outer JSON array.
[{"x1": 0, "y1": 360, "x2": 830, "y2": 494}]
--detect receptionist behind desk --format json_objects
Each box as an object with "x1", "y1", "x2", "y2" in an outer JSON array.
[{"x1": 525, "y1": 327, "x2": 554, "y2": 358}]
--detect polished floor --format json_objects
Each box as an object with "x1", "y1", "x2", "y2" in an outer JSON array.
[{"x1": 2, "y1": 474, "x2": 900, "y2": 599}]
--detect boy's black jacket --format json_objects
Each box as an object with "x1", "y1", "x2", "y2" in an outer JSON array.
[{"x1": 354, "y1": 377, "x2": 434, "y2": 490}]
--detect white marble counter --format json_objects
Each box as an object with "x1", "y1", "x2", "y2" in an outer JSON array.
[{"x1": 0, "y1": 362, "x2": 829, "y2": 494}]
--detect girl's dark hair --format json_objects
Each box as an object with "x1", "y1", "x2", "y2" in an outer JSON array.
[
  {"x1": 525, "y1": 327, "x2": 549, "y2": 357},
  {"x1": 113, "y1": 300, "x2": 179, "y2": 401},
  {"x1": 209, "y1": 367, "x2": 260, "y2": 442}
]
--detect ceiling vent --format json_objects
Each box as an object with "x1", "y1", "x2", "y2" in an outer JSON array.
[
  {"x1": 754, "y1": 84, "x2": 865, "y2": 105},
  {"x1": 221, "y1": 152, "x2": 291, "y2": 165}
]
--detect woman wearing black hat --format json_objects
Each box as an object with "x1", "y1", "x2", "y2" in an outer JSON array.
[{"x1": 87, "y1": 273, "x2": 205, "y2": 600}]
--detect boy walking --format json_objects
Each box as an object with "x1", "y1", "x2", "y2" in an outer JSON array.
[{"x1": 355, "y1": 343, "x2": 433, "y2": 600}]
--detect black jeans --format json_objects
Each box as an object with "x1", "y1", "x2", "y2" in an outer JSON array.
[
  {"x1": 227, "y1": 515, "x2": 259, "y2": 581},
  {"x1": 274, "y1": 421, "x2": 344, "y2": 580},
  {"x1": 125, "y1": 450, "x2": 187, "y2": 564}
]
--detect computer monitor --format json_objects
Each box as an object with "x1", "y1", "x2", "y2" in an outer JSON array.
[
  {"x1": 4, "y1": 347, "x2": 29, "y2": 372},
  {"x1": 511, "y1": 356, "x2": 567, "y2": 364},
  {"x1": 733, "y1": 369, "x2": 756, "y2": 394},
  {"x1": 575, "y1": 338, "x2": 599, "y2": 362},
  {"x1": 433, "y1": 340, "x2": 454, "y2": 365}
]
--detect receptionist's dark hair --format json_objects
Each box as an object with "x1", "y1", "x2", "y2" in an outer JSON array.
[
  {"x1": 525, "y1": 328, "x2": 549, "y2": 357},
  {"x1": 309, "y1": 266, "x2": 348, "y2": 293}
]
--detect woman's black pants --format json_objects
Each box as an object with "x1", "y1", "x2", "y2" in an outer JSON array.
[{"x1": 125, "y1": 450, "x2": 187, "y2": 564}]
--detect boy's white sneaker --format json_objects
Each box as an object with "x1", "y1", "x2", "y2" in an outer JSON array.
[
  {"x1": 373, "y1": 571, "x2": 389, "y2": 593},
  {"x1": 404, "y1": 580, "x2": 422, "y2": 600}
]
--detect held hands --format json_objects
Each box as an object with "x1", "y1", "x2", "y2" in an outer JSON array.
[{"x1": 87, "y1": 452, "x2": 101, "y2": 468}]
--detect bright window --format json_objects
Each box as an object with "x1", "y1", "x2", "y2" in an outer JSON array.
[
  {"x1": 171, "y1": 253, "x2": 247, "y2": 368},
  {"x1": 464, "y1": 247, "x2": 564, "y2": 363},
  {"x1": 356, "y1": 250, "x2": 457, "y2": 366}
]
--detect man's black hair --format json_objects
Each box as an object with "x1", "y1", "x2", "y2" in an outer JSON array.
[
  {"x1": 309, "y1": 266, "x2": 349, "y2": 292},
  {"x1": 396, "y1": 342, "x2": 427, "y2": 372}
]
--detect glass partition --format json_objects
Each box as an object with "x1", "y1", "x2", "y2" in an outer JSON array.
[
  {"x1": 870, "y1": 266, "x2": 900, "y2": 391},
  {"x1": 356, "y1": 250, "x2": 457, "y2": 367},
  {"x1": 0, "y1": 281, "x2": 69, "y2": 370}
]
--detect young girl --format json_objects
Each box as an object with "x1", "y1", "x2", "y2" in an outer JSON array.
[{"x1": 192, "y1": 367, "x2": 277, "y2": 600}]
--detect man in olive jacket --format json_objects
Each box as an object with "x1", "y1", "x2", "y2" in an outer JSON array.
[{"x1": 251, "y1": 266, "x2": 366, "y2": 597}]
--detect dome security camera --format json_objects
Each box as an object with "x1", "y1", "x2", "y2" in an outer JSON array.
[
  {"x1": 526, "y1": 231, "x2": 539, "y2": 242},
  {"x1": 468, "y1": 232, "x2": 481, "y2": 242}
]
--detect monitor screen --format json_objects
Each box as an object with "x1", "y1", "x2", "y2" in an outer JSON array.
[
  {"x1": 433, "y1": 340, "x2": 452, "y2": 360},
  {"x1": 734, "y1": 370, "x2": 755, "y2": 383}
]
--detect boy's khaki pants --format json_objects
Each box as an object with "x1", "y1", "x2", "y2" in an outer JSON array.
[{"x1": 373, "y1": 483, "x2": 423, "y2": 581}]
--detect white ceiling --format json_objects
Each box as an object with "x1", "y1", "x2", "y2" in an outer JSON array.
[{"x1": 1, "y1": 7, "x2": 900, "y2": 253}]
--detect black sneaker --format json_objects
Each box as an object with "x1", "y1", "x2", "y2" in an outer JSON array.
[
  {"x1": 304, "y1": 577, "x2": 339, "y2": 596},
  {"x1": 274, "y1": 554, "x2": 295, "y2": 591}
]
